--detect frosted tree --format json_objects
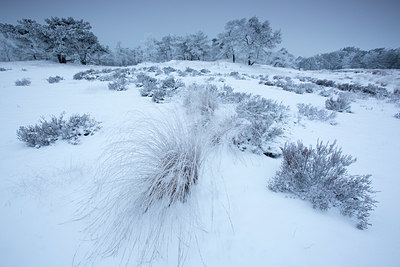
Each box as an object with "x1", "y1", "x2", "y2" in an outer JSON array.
[
  {"x1": 155, "y1": 35, "x2": 177, "y2": 62},
  {"x1": 185, "y1": 31, "x2": 210, "y2": 61},
  {"x1": 218, "y1": 18, "x2": 245, "y2": 63},
  {"x1": 44, "y1": 17, "x2": 105, "y2": 64},
  {"x1": 242, "y1": 17, "x2": 282, "y2": 65},
  {"x1": 218, "y1": 17, "x2": 281, "y2": 65},
  {"x1": 15, "y1": 19, "x2": 49, "y2": 60}
]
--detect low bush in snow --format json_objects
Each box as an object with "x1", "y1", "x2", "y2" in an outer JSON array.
[
  {"x1": 108, "y1": 78, "x2": 128, "y2": 91},
  {"x1": 200, "y1": 68, "x2": 211, "y2": 74},
  {"x1": 47, "y1": 75, "x2": 63, "y2": 84},
  {"x1": 233, "y1": 95, "x2": 289, "y2": 154},
  {"x1": 17, "y1": 112, "x2": 101, "y2": 147},
  {"x1": 297, "y1": 103, "x2": 337, "y2": 122},
  {"x1": 162, "y1": 66, "x2": 176, "y2": 75},
  {"x1": 394, "y1": 112, "x2": 400, "y2": 119},
  {"x1": 315, "y1": 79, "x2": 336, "y2": 87},
  {"x1": 0, "y1": 67, "x2": 7, "y2": 71},
  {"x1": 73, "y1": 69, "x2": 98, "y2": 80},
  {"x1": 325, "y1": 93, "x2": 352, "y2": 113},
  {"x1": 268, "y1": 140, "x2": 377, "y2": 229},
  {"x1": 15, "y1": 78, "x2": 31, "y2": 86},
  {"x1": 337, "y1": 83, "x2": 388, "y2": 97},
  {"x1": 183, "y1": 84, "x2": 220, "y2": 121}
]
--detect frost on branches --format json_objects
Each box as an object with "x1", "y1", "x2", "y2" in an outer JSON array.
[{"x1": 268, "y1": 140, "x2": 377, "y2": 229}]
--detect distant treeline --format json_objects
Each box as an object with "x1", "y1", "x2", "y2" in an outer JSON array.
[
  {"x1": 297, "y1": 47, "x2": 400, "y2": 70},
  {"x1": 1, "y1": 17, "x2": 399, "y2": 69}
]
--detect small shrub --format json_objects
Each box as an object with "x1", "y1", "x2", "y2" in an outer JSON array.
[
  {"x1": 316, "y1": 79, "x2": 336, "y2": 87},
  {"x1": 268, "y1": 140, "x2": 377, "y2": 229},
  {"x1": 337, "y1": 83, "x2": 388, "y2": 97},
  {"x1": 297, "y1": 103, "x2": 336, "y2": 122},
  {"x1": 147, "y1": 66, "x2": 160, "y2": 72},
  {"x1": 17, "y1": 113, "x2": 101, "y2": 147},
  {"x1": 47, "y1": 75, "x2": 63, "y2": 84},
  {"x1": 15, "y1": 78, "x2": 31, "y2": 86},
  {"x1": 234, "y1": 95, "x2": 289, "y2": 154},
  {"x1": 394, "y1": 112, "x2": 400, "y2": 119},
  {"x1": 152, "y1": 89, "x2": 167, "y2": 103},
  {"x1": 160, "y1": 77, "x2": 184, "y2": 90},
  {"x1": 136, "y1": 73, "x2": 158, "y2": 96},
  {"x1": 163, "y1": 66, "x2": 176, "y2": 75},
  {"x1": 325, "y1": 93, "x2": 352, "y2": 113},
  {"x1": 183, "y1": 84, "x2": 220, "y2": 118},
  {"x1": 185, "y1": 67, "x2": 200, "y2": 76},
  {"x1": 0, "y1": 67, "x2": 7, "y2": 71},
  {"x1": 200, "y1": 68, "x2": 211, "y2": 74},
  {"x1": 73, "y1": 69, "x2": 98, "y2": 80},
  {"x1": 108, "y1": 78, "x2": 128, "y2": 91}
]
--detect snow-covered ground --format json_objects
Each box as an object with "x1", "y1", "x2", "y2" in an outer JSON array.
[{"x1": 1, "y1": 60, "x2": 400, "y2": 267}]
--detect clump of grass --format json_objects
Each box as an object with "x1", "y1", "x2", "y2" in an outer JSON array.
[{"x1": 78, "y1": 111, "x2": 208, "y2": 265}]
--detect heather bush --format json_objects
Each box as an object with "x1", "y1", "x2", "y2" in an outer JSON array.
[
  {"x1": 325, "y1": 93, "x2": 352, "y2": 113},
  {"x1": 137, "y1": 73, "x2": 158, "y2": 97},
  {"x1": 183, "y1": 84, "x2": 219, "y2": 120},
  {"x1": 47, "y1": 75, "x2": 63, "y2": 84},
  {"x1": 268, "y1": 140, "x2": 377, "y2": 229},
  {"x1": 73, "y1": 69, "x2": 98, "y2": 80},
  {"x1": 337, "y1": 83, "x2": 388, "y2": 97},
  {"x1": 297, "y1": 103, "x2": 337, "y2": 122},
  {"x1": 200, "y1": 68, "x2": 211, "y2": 74},
  {"x1": 160, "y1": 77, "x2": 184, "y2": 91},
  {"x1": 15, "y1": 78, "x2": 31, "y2": 86},
  {"x1": 316, "y1": 79, "x2": 336, "y2": 87},
  {"x1": 108, "y1": 78, "x2": 128, "y2": 91},
  {"x1": 162, "y1": 66, "x2": 176, "y2": 75},
  {"x1": 17, "y1": 113, "x2": 101, "y2": 147},
  {"x1": 233, "y1": 95, "x2": 289, "y2": 154}
]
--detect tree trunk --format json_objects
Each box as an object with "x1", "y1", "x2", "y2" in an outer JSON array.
[
  {"x1": 57, "y1": 54, "x2": 67, "y2": 64},
  {"x1": 232, "y1": 53, "x2": 236, "y2": 63}
]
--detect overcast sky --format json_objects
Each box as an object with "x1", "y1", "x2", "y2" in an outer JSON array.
[{"x1": 1, "y1": 0, "x2": 399, "y2": 57}]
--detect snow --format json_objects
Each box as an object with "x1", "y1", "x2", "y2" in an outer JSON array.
[{"x1": 0, "y1": 60, "x2": 400, "y2": 266}]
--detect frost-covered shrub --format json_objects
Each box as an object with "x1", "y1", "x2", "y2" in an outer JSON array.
[
  {"x1": 217, "y1": 85, "x2": 251, "y2": 104},
  {"x1": 325, "y1": 93, "x2": 352, "y2": 113},
  {"x1": 163, "y1": 66, "x2": 176, "y2": 75},
  {"x1": 297, "y1": 103, "x2": 337, "y2": 122},
  {"x1": 80, "y1": 113, "x2": 206, "y2": 263},
  {"x1": 108, "y1": 78, "x2": 128, "y2": 91},
  {"x1": 268, "y1": 140, "x2": 377, "y2": 229},
  {"x1": 394, "y1": 112, "x2": 400, "y2": 119},
  {"x1": 200, "y1": 68, "x2": 211, "y2": 74},
  {"x1": 0, "y1": 67, "x2": 7, "y2": 71},
  {"x1": 234, "y1": 95, "x2": 289, "y2": 154},
  {"x1": 316, "y1": 79, "x2": 336, "y2": 87},
  {"x1": 136, "y1": 73, "x2": 158, "y2": 97},
  {"x1": 147, "y1": 66, "x2": 160, "y2": 72},
  {"x1": 15, "y1": 78, "x2": 31, "y2": 86},
  {"x1": 73, "y1": 69, "x2": 98, "y2": 80},
  {"x1": 184, "y1": 67, "x2": 200, "y2": 76},
  {"x1": 282, "y1": 83, "x2": 305, "y2": 94},
  {"x1": 183, "y1": 84, "x2": 219, "y2": 119},
  {"x1": 160, "y1": 77, "x2": 184, "y2": 91},
  {"x1": 152, "y1": 89, "x2": 167, "y2": 103},
  {"x1": 47, "y1": 75, "x2": 63, "y2": 84},
  {"x1": 337, "y1": 83, "x2": 388, "y2": 97},
  {"x1": 61, "y1": 114, "x2": 101, "y2": 145},
  {"x1": 17, "y1": 113, "x2": 101, "y2": 147}
]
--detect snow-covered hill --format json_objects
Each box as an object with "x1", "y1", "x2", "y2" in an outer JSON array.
[{"x1": 1, "y1": 60, "x2": 399, "y2": 267}]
